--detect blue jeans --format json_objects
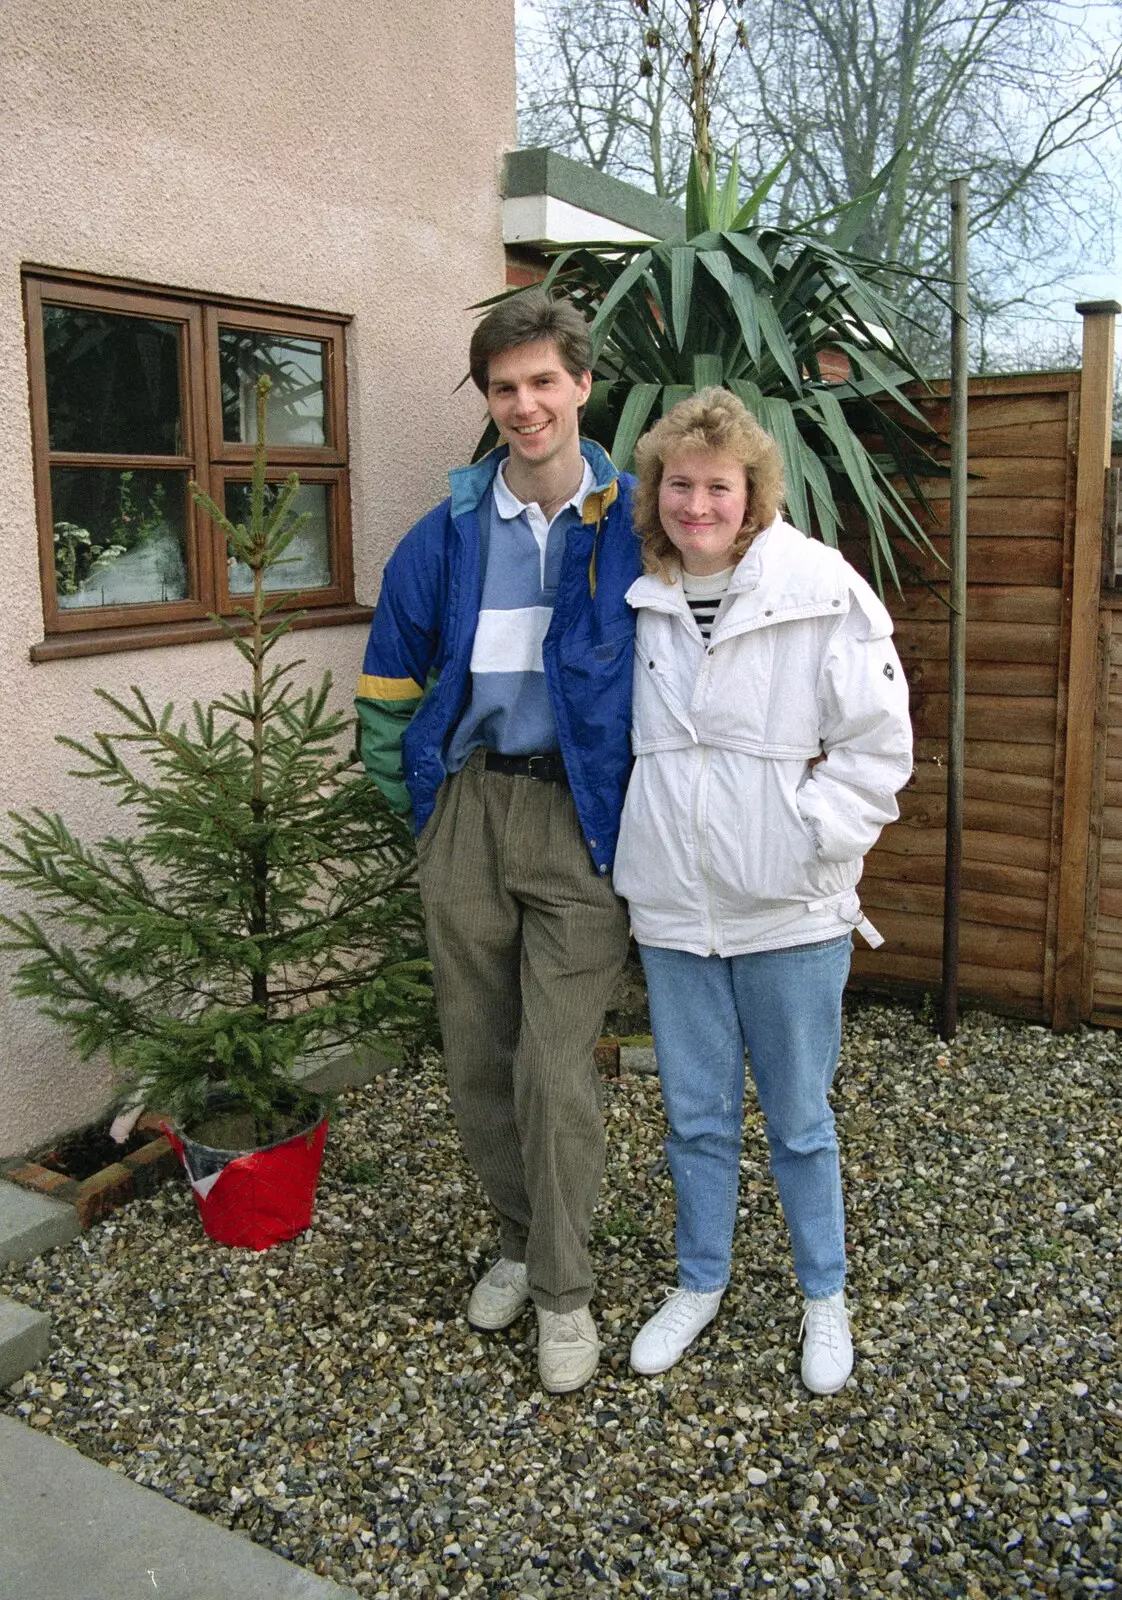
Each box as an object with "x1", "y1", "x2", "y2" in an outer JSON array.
[{"x1": 638, "y1": 936, "x2": 851, "y2": 1299}]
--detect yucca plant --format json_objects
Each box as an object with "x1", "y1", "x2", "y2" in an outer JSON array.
[{"x1": 483, "y1": 151, "x2": 943, "y2": 591}]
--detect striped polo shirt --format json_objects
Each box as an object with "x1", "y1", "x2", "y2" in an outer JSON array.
[{"x1": 445, "y1": 457, "x2": 595, "y2": 772}]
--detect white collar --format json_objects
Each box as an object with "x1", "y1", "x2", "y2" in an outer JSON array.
[
  {"x1": 493, "y1": 457, "x2": 595, "y2": 523},
  {"x1": 681, "y1": 565, "x2": 735, "y2": 596}
]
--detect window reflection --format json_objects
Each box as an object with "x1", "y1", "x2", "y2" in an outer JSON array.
[
  {"x1": 219, "y1": 331, "x2": 327, "y2": 447},
  {"x1": 51, "y1": 467, "x2": 188, "y2": 609},
  {"x1": 43, "y1": 306, "x2": 182, "y2": 455}
]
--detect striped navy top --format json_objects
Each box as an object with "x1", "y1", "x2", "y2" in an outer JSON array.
[{"x1": 682, "y1": 566, "x2": 734, "y2": 640}]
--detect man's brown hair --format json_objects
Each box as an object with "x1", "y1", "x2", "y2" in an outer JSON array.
[{"x1": 469, "y1": 288, "x2": 592, "y2": 393}]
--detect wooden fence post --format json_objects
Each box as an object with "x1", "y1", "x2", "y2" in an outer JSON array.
[
  {"x1": 939, "y1": 179, "x2": 969, "y2": 1040},
  {"x1": 1052, "y1": 300, "x2": 1120, "y2": 1028}
]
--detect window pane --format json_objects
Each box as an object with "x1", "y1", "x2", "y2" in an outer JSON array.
[
  {"x1": 226, "y1": 482, "x2": 332, "y2": 594},
  {"x1": 51, "y1": 468, "x2": 188, "y2": 610},
  {"x1": 43, "y1": 306, "x2": 182, "y2": 455},
  {"x1": 219, "y1": 331, "x2": 327, "y2": 446}
]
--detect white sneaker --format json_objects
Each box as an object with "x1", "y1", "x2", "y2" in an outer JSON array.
[
  {"x1": 630, "y1": 1287, "x2": 725, "y2": 1375},
  {"x1": 799, "y1": 1291, "x2": 853, "y2": 1394},
  {"x1": 536, "y1": 1305, "x2": 599, "y2": 1392},
  {"x1": 467, "y1": 1258, "x2": 530, "y2": 1330}
]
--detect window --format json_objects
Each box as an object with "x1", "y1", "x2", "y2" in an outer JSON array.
[{"x1": 23, "y1": 271, "x2": 365, "y2": 660}]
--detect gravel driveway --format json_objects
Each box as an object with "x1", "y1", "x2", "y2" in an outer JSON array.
[{"x1": 2, "y1": 1000, "x2": 1119, "y2": 1598}]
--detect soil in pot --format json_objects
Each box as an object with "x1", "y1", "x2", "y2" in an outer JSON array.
[
  {"x1": 188, "y1": 1108, "x2": 260, "y2": 1154},
  {"x1": 187, "y1": 1094, "x2": 322, "y2": 1164}
]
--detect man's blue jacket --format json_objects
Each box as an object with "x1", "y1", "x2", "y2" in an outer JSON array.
[{"x1": 355, "y1": 440, "x2": 641, "y2": 876}]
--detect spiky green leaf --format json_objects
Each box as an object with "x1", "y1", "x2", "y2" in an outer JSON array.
[
  {"x1": 670, "y1": 248, "x2": 695, "y2": 350},
  {"x1": 610, "y1": 383, "x2": 662, "y2": 470},
  {"x1": 723, "y1": 229, "x2": 775, "y2": 279},
  {"x1": 728, "y1": 154, "x2": 789, "y2": 231},
  {"x1": 685, "y1": 151, "x2": 710, "y2": 238},
  {"x1": 692, "y1": 353, "x2": 725, "y2": 390},
  {"x1": 755, "y1": 296, "x2": 803, "y2": 392}
]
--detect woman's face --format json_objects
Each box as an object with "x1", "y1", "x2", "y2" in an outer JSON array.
[{"x1": 658, "y1": 447, "x2": 750, "y2": 576}]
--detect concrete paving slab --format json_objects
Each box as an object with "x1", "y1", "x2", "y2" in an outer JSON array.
[
  {"x1": 0, "y1": 1414, "x2": 361, "y2": 1600},
  {"x1": 299, "y1": 1043, "x2": 393, "y2": 1096},
  {"x1": 620, "y1": 1044, "x2": 658, "y2": 1075},
  {"x1": 0, "y1": 1296, "x2": 50, "y2": 1388},
  {"x1": 0, "y1": 1178, "x2": 80, "y2": 1266}
]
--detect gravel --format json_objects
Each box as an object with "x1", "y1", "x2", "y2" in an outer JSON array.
[{"x1": 3, "y1": 999, "x2": 1120, "y2": 1598}]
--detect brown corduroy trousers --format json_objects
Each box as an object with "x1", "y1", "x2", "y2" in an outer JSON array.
[{"x1": 416, "y1": 750, "x2": 630, "y2": 1312}]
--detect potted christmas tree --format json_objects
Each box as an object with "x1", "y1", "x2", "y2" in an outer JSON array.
[{"x1": 1, "y1": 379, "x2": 430, "y2": 1248}]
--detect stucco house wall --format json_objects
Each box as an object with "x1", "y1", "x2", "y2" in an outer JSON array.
[{"x1": 0, "y1": 0, "x2": 513, "y2": 1155}]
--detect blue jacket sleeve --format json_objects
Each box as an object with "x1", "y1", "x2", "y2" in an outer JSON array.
[{"x1": 354, "y1": 507, "x2": 448, "y2": 813}]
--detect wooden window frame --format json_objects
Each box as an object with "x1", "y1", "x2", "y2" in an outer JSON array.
[
  {"x1": 23, "y1": 268, "x2": 368, "y2": 662},
  {"x1": 203, "y1": 306, "x2": 348, "y2": 467}
]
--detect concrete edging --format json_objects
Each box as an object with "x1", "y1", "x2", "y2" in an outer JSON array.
[
  {"x1": 0, "y1": 1181, "x2": 81, "y2": 1388},
  {"x1": 0, "y1": 1297, "x2": 50, "y2": 1390},
  {"x1": 0, "y1": 1180, "x2": 81, "y2": 1268},
  {"x1": 0, "y1": 1413, "x2": 362, "y2": 1598}
]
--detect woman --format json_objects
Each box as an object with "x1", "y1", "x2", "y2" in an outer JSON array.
[{"x1": 614, "y1": 388, "x2": 912, "y2": 1393}]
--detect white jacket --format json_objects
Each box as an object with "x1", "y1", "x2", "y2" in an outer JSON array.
[{"x1": 613, "y1": 516, "x2": 913, "y2": 956}]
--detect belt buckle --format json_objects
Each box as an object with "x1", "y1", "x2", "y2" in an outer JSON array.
[{"x1": 526, "y1": 754, "x2": 550, "y2": 780}]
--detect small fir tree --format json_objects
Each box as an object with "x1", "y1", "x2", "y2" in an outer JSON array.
[{"x1": 1, "y1": 379, "x2": 430, "y2": 1135}]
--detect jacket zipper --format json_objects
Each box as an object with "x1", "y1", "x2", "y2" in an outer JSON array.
[{"x1": 694, "y1": 741, "x2": 720, "y2": 956}]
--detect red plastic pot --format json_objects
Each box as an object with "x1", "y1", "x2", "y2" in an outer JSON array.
[{"x1": 163, "y1": 1114, "x2": 329, "y2": 1250}]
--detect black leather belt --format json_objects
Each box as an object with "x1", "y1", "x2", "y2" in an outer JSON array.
[{"x1": 483, "y1": 751, "x2": 569, "y2": 784}]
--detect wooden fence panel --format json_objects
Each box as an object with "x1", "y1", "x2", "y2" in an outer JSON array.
[
  {"x1": 848, "y1": 374, "x2": 1078, "y2": 1020},
  {"x1": 1088, "y1": 603, "x2": 1122, "y2": 1022},
  {"x1": 861, "y1": 849, "x2": 1048, "y2": 901},
  {"x1": 911, "y1": 737, "x2": 1055, "y2": 776},
  {"x1": 896, "y1": 587, "x2": 1062, "y2": 626},
  {"x1": 923, "y1": 496, "x2": 1068, "y2": 534},
  {"x1": 909, "y1": 694, "x2": 1057, "y2": 745},
  {"x1": 904, "y1": 538, "x2": 1063, "y2": 587}
]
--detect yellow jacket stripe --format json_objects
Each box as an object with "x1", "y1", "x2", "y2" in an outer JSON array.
[
  {"x1": 356, "y1": 672, "x2": 423, "y2": 702},
  {"x1": 582, "y1": 475, "x2": 619, "y2": 598}
]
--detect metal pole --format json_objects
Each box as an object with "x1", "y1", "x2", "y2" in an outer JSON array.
[{"x1": 940, "y1": 178, "x2": 969, "y2": 1040}]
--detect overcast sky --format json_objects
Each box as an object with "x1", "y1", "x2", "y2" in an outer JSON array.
[{"x1": 515, "y1": 0, "x2": 1121, "y2": 360}]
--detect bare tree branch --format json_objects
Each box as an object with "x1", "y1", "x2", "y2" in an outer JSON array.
[{"x1": 518, "y1": 0, "x2": 1122, "y2": 363}]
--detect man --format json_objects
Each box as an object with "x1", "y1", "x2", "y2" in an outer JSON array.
[{"x1": 355, "y1": 290, "x2": 639, "y2": 1392}]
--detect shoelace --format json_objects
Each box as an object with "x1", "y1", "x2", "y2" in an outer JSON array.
[
  {"x1": 540, "y1": 1310, "x2": 592, "y2": 1344},
  {"x1": 657, "y1": 1289, "x2": 715, "y2": 1333},
  {"x1": 485, "y1": 1259, "x2": 526, "y2": 1288},
  {"x1": 800, "y1": 1299, "x2": 844, "y2": 1352}
]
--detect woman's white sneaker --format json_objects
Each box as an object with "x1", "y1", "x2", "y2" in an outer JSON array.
[
  {"x1": 799, "y1": 1291, "x2": 853, "y2": 1394},
  {"x1": 630, "y1": 1287, "x2": 725, "y2": 1375}
]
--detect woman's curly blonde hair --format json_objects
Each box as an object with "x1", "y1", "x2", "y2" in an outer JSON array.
[{"x1": 632, "y1": 387, "x2": 785, "y2": 580}]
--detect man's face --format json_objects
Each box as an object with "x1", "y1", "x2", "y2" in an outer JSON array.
[{"x1": 485, "y1": 340, "x2": 592, "y2": 473}]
